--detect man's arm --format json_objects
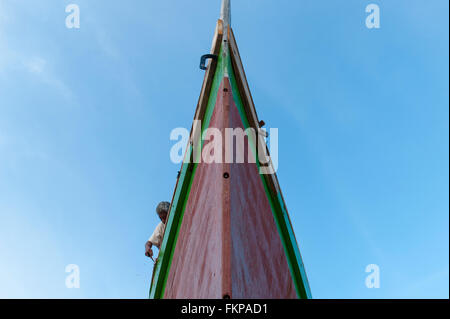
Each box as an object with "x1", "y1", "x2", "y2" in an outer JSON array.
[
  {"x1": 145, "y1": 240, "x2": 153, "y2": 258},
  {"x1": 146, "y1": 222, "x2": 164, "y2": 259}
]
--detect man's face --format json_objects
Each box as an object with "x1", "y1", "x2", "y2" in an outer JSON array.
[{"x1": 158, "y1": 211, "x2": 168, "y2": 224}]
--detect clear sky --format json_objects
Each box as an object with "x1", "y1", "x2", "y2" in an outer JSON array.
[{"x1": 0, "y1": 0, "x2": 448, "y2": 299}]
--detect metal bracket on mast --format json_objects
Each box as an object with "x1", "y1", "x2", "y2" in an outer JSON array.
[{"x1": 199, "y1": 54, "x2": 218, "y2": 70}]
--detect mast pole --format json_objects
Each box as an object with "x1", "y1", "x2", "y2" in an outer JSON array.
[
  {"x1": 220, "y1": 0, "x2": 231, "y2": 76},
  {"x1": 220, "y1": 0, "x2": 231, "y2": 35}
]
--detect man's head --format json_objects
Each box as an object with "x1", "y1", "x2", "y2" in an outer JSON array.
[{"x1": 156, "y1": 201, "x2": 170, "y2": 224}]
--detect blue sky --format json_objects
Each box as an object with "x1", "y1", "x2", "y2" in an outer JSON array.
[{"x1": 0, "y1": 0, "x2": 448, "y2": 298}]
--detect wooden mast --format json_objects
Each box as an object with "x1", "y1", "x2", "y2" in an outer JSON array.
[
  {"x1": 220, "y1": 0, "x2": 231, "y2": 77},
  {"x1": 220, "y1": 0, "x2": 231, "y2": 31}
]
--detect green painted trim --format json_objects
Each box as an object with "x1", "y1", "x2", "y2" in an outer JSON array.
[
  {"x1": 276, "y1": 193, "x2": 312, "y2": 298},
  {"x1": 148, "y1": 150, "x2": 194, "y2": 298}
]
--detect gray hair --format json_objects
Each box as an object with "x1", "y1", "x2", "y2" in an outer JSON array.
[{"x1": 156, "y1": 201, "x2": 170, "y2": 215}]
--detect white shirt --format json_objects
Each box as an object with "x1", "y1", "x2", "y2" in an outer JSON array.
[{"x1": 148, "y1": 222, "x2": 166, "y2": 249}]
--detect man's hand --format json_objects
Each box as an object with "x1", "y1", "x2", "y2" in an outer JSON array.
[{"x1": 145, "y1": 241, "x2": 153, "y2": 258}]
